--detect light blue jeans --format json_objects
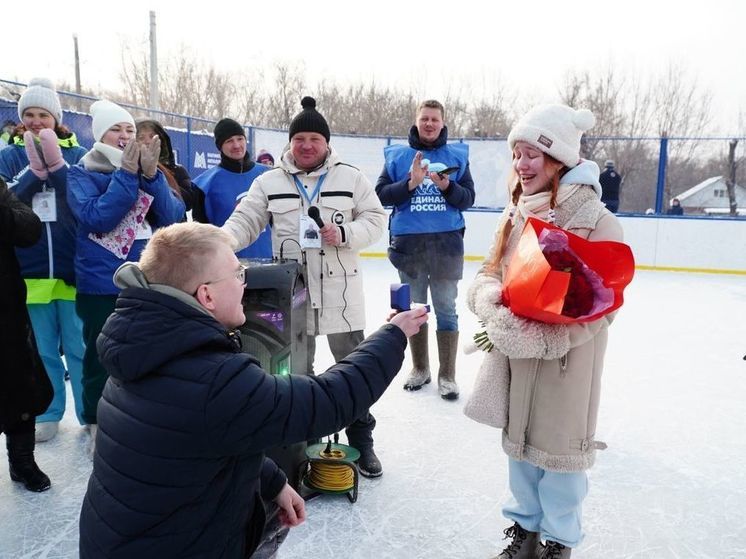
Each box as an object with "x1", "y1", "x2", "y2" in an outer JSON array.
[
  {"x1": 502, "y1": 458, "x2": 588, "y2": 548},
  {"x1": 398, "y1": 271, "x2": 458, "y2": 331},
  {"x1": 28, "y1": 300, "x2": 86, "y2": 425}
]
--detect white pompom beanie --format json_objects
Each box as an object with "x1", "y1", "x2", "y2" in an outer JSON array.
[
  {"x1": 17, "y1": 77, "x2": 63, "y2": 125},
  {"x1": 507, "y1": 104, "x2": 596, "y2": 169},
  {"x1": 90, "y1": 100, "x2": 135, "y2": 142}
]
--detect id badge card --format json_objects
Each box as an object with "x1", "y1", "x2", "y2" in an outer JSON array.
[
  {"x1": 299, "y1": 215, "x2": 321, "y2": 249},
  {"x1": 32, "y1": 189, "x2": 57, "y2": 222},
  {"x1": 135, "y1": 219, "x2": 153, "y2": 240}
]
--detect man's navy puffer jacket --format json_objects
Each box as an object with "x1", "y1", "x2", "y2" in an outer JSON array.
[{"x1": 79, "y1": 286, "x2": 407, "y2": 558}]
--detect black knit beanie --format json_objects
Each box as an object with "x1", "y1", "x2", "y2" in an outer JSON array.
[
  {"x1": 214, "y1": 118, "x2": 245, "y2": 149},
  {"x1": 288, "y1": 97, "x2": 330, "y2": 142}
]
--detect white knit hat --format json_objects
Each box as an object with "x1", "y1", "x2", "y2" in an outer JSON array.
[
  {"x1": 90, "y1": 100, "x2": 135, "y2": 142},
  {"x1": 17, "y1": 77, "x2": 63, "y2": 125},
  {"x1": 508, "y1": 104, "x2": 596, "y2": 168}
]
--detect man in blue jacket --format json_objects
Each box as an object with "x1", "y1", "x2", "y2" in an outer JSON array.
[
  {"x1": 193, "y1": 118, "x2": 272, "y2": 258},
  {"x1": 79, "y1": 221, "x2": 427, "y2": 559},
  {"x1": 376, "y1": 99, "x2": 475, "y2": 401}
]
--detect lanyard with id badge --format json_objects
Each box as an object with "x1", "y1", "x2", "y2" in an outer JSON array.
[
  {"x1": 32, "y1": 187, "x2": 57, "y2": 222},
  {"x1": 294, "y1": 173, "x2": 327, "y2": 250}
]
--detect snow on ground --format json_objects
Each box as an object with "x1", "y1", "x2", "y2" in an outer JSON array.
[{"x1": 1, "y1": 260, "x2": 744, "y2": 558}]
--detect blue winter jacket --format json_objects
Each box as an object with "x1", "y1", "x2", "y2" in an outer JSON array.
[
  {"x1": 376, "y1": 126, "x2": 475, "y2": 280},
  {"x1": 67, "y1": 165, "x2": 185, "y2": 294},
  {"x1": 0, "y1": 138, "x2": 86, "y2": 285},
  {"x1": 79, "y1": 281, "x2": 408, "y2": 558}
]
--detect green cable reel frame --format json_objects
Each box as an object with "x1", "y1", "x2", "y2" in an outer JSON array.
[{"x1": 299, "y1": 440, "x2": 361, "y2": 503}]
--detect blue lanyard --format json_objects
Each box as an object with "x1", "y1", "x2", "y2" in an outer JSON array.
[{"x1": 292, "y1": 173, "x2": 327, "y2": 205}]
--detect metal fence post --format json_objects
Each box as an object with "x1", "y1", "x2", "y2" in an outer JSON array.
[
  {"x1": 186, "y1": 116, "x2": 193, "y2": 177},
  {"x1": 247, "y1": 126, "x2": 255, "y2": 159},
  {"x1": 655, "y1": 135, "x2": 668, "y2": 214}
]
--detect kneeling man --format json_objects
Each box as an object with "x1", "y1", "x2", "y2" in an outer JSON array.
[{"x1": 79, "y1": 222, "x2": 427, "y2": 558}]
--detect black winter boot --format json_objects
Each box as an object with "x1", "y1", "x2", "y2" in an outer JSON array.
[
  {"x1": 538, "y1": 540, "x2": 571, "y2": 558},
  {"x1": 491, "y1": 522, "x2": 540, "y2": 559},
  {"x1": 7, "y1": 431, "x2": 51, "y2": 492},
  {"x1": 355, "y1": 447, "x2": 382, "y2": 478}
]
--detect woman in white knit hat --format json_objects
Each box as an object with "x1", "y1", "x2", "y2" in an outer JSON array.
[
  {"x1": 465, "y1": 104, "x2": 623, "y2": 559},
  {"x1": 67, "y1": 100, "x2": 185, "y2": 449},
  {"x1": 0, "y1": 78, "x2": 88, "y2": 444}
]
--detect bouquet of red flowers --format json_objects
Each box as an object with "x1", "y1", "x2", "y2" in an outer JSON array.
[{"x1": 502, "y1": 218, "x2": 634, "y2": 324}]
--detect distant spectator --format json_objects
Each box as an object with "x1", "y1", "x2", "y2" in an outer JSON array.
[
  {"x1": 644, "y1": 208, "x2": 655, "y2": 215},
  {"x1": 136, "y1": 119, "x2": 200, "y2": 217},
  {"x1": 256, "y1": 149, "x2": 275, "y2": 167},
  {"x1": 0, "y1": 119, "x2": 16, "y2": 147},
  {"x1": 667, "y1": 198, "x2": 684, "y2": 215},
  {"x1": 599, "y1": 159, "x2": 622, "y2": 213}
]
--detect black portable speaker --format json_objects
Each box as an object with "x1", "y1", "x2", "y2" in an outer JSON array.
[{"x1": 239, "y1": 258, "x2": 309, "y2": 488}]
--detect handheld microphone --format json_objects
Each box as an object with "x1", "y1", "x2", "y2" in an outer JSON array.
[{"x1": 308, "y1": 206, "x2": 325, "y2": 229}]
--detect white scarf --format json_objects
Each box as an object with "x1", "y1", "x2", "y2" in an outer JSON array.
[
  {"x1": 92, "y1": 141, "x2": 123, "y2": 169},
  {"x1": 515, "y1": 183, "x2": 582, "y2": 222}
]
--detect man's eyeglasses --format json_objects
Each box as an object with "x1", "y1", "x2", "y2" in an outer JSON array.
[{"x1": 192, "y1": 264, "x2": 247, "y2": 296}]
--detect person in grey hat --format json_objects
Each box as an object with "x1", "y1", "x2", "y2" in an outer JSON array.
[
  {"x1": 599, "y1": 159, "x2": 622, "y2": 213},
  {"x1": 222, "y1": 96, "x2": 389, "y2": 478},
  {"x1": 0, "y1": 77, "x2": 88, "y2": 443}
]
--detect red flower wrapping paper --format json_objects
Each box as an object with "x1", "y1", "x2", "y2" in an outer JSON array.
[{"x1": 502, "y1": 217, "x2": 635, "y2": 324}]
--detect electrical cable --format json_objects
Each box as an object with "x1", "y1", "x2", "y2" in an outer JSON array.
[
  {"x1": 278, "y1": 238, "x2": 302, "y2": 261},
  {"x1": 333, "y1": 246, "x2": 352, "y2": 333},
  {"x1": 305, "y1": 435, "x2": 356, "y2": 492}
]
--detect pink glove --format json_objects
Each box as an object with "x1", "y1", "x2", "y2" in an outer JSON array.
[
  {"x1": 23, "y1": 131, "x2": 47, "y2": 180},
  {"x1": 39, "y1": 129, "x2": 65, "y2": 173}
]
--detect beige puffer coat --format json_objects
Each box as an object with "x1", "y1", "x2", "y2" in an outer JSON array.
[
  {"x1": 223, "y1": 146, "x2": 386, "y2": 335},
  {"x1": 468, "y1": 185, "x2": 623, "y2": 472}
]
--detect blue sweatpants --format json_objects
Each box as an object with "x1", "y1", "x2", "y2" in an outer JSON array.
[
  {"x1": 502, "y1": 458, "x2": 588, "y2": 548},
  {"x1": 29, "y1": 300, "x2": 86, "y2": 425}
]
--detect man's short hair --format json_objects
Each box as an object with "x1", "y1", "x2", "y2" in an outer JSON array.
[
  {"x1": 139, "y1": 222, "x2": 235, "y2": 293},
  {"x1": 417, "y1": 99, "x2": 445, "y2": 120}
]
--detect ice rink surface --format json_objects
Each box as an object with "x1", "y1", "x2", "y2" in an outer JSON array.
[{"x1": 1, "y1": 260, "x2": 744, "y2": 559}]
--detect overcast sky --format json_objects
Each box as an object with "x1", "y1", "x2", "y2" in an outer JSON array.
[{"x1": 3, "y1": 0, "x2": 745, "y2": 133}]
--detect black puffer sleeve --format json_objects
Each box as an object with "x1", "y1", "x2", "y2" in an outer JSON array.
[
  {"x1": 0, "y1": 181, "x2": 42, "y2": 248},
  {"x1": 206, "y1": 323, "x2": 408, "y2": 455}
]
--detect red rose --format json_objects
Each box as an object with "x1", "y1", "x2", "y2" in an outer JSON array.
[{"x1": 543, "y1": 247, "x2": 595, "y2": 318}]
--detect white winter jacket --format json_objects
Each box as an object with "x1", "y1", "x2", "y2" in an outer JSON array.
[{"x1": 222, "y1": 146, "x2": 386, "y2": 335}]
